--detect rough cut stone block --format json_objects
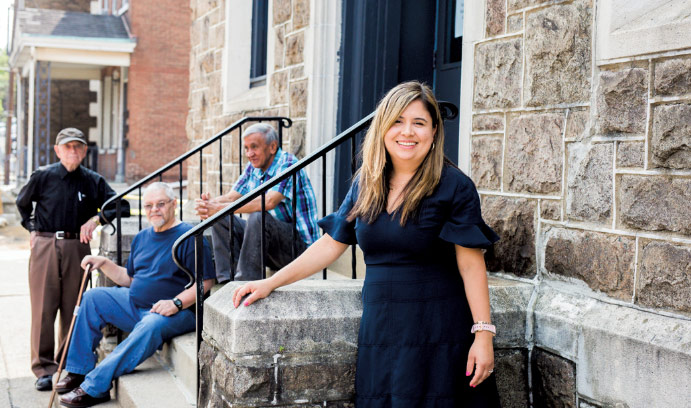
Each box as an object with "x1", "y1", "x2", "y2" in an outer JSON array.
[
  {"x1": 472, "y1": 113, "x2": 504, "y2": 132},
  {"x1": 293, "y1": 0, "x2": 310, "y2": 30},
  {"x1": 540, "y1": 199, "x2": 561, "y2": 221},
  {"x1": 566, "y1": 143, "x2": 613, "y2": 223},
  {"x1": 507, "y1": 14, "x2": 523, "y2": 33},
  {"x1": 495, "y1": 349, "x2": 529, "y2": 408},
  {"x1": 532, "y1": 348, "x2": 577, "y2": 408},
  {"x1": 524, "y1": 0, "x2": 592, "y2": 106},
  {"x1": 486, "y1": 0, "x2": 506, "y2": 37},
  {"x1": 654, "y1": 57, "x2": 691, "y2": 96},
  {"x1": 482, "y1": 196, "x2": 537, "y2": 278},
  {"x1": 471, "y1": 136, "x2": 503, "y2": 190},
  {"x1": 290, "y1": 65, "x2": 305, "y2": 79},
  {"x1": 487, "y1": 277, "x2": 534, "y2": 348},
  {"x1": 273, "y1": 0, "x2": 291, "y2": 25},
  {"x1": 280, "y1": 359, "x2": 356, "y2": 400},
  {"x1": 543, "y1": 227, "x2": 634, "y2": 300},
  {"x1": 505, "y1": 113, "x2": 563, "y2": 194},
  {"x1": 616, "y1": 141, "x2": 644, "y2": 167},
  {"x1": 290, "y1": 79, "x2": 308, "y2": 117},
  {"x1": 596, "y1": 68, "x2": 648, "y2": 135},
  {"x1": 473, "y1": 38, "x2": 522, "y2": 109},
  {"x1": 274, "y1": 24, "x2": 285, "y2": 70},
  {"x1": 285, "y1": 31, "x2": 305, "y2": 66},
  {"x1": 565, "y1": 108, "x2": 590, "y2": 141},
  {"x1": 289, "y1": 120, "x2": 306, "y2": 157},
  {"x1": 270, "y1": 70, "x2": 289, "y2": 105},
  {"x1": 637, "y1": 241, "x2": 691, "y2": 313},
  {"x1": 619, "y1": 175, "x2": 691, "y2": 234},
  {"x1": 508, "y1": 0, "x2": 550, "y2": 11},
  {"x1": 651, "y1": 103, "x2": 691, "y2": 169}
]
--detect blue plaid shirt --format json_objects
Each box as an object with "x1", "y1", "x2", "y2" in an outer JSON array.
[{"x1": 233, "y1": 149, "x2": 320, "y2": 244}]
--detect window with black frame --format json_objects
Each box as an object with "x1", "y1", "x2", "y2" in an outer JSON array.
[{"x1": 250, "y1": 0, "x2": 269, "y2": 87}]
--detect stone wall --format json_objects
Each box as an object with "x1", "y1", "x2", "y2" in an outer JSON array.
[
  {"x1": 200, "y1": 279, "x2": 535, "y2": 407},
  {"x1": 472, "y1": 0, "x2": 691, "y2": 406},
  {"x1": 187, "y1": 0, "x2": 310, "y2": 199}
]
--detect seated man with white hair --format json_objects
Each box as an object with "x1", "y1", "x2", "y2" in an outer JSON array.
[
  {"x1": 195, "y1": 122, "x2": 319, "y2": 282},
  {"x1": 57, "y1": 182, "x2": 215, "y2": 408}
]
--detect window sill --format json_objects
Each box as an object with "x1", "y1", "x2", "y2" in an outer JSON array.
[{"x1": 223, "y1": 84, "x2": 268, "y2": 115}]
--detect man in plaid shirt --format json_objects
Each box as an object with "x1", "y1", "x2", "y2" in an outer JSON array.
[{"x1": 195, "y1": 123, "x2": 319, "y2": 282}]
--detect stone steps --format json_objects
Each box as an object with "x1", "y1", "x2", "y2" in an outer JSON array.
[{"x1": 98, "y1": 333, "x2": 197, "y2": 408}]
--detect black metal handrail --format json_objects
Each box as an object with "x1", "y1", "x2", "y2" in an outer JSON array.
[{"x1": 98, "y1": 116, "x2": 292, "y2": 288}]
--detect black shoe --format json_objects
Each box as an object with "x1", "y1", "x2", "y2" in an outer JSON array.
[
  {"x1": 56, "y1": 372, "x2": 85, "y2": 394},
  {"x1": 35, "y1": 374, "x2": 52, "y2": 391}
]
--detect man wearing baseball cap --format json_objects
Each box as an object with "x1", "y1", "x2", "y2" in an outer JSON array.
[{"x1": 16, "y1": 128, "x2": 130, "y2": 391}]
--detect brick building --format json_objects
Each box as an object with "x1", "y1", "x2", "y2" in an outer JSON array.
[
  {"x1": 8, "y1": 0, "x2": 190, "y2": 182},
  {"x1": 187, "y1": 1, "x2": 691, "y2": 407}
]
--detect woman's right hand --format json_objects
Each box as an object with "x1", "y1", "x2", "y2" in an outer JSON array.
[{"x1": 232, "y1": 279, "x2": 275, "y2": 308}]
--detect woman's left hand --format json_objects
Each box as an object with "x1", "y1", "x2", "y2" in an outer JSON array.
[{"x1": 466, "y1": 331, "x2": 495, "y2": 388}]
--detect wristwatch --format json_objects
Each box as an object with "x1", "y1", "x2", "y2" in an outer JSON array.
[{"x1": 172, "y1": 297, "x2": 183, "y2": 311}]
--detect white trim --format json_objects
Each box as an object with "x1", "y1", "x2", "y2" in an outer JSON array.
[
  {"x1": 222, "y1": 0, "x2": 267, "y2": 114},
  {"x1": 16, "y1": 36, "x2": 136, "y2": 53},
  {"x1": 596, "y1": 0, "x2": 691, "y2": 62},
  {"x1": 34, "y1": 47, "x2": 131, "y2": 67},
  {"x1": 305, "y1": 0, "x2": 342, "y2": 214},
  {"x1": 458, "y1": 0, "x2": 486, "y2": 174},
  {"x1": 27, "y1": 59, "x2": 35, "y2": 174}
]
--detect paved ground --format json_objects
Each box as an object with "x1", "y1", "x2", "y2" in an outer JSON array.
[
  {"x1": 0, "y1": 224, "x2": 51, "y2": 408},
  {"x1": 0, "y1": 223, "x2": 104, "y2": 408}
]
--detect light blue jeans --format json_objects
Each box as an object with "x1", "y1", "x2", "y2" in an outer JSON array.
[{"x1": 64, "y1": 287, "x2": 195, "y2": 397}]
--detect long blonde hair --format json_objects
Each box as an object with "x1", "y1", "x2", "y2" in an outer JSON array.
[{"x1": 349, "y1": 81, "x2": 446, "y2": 225}]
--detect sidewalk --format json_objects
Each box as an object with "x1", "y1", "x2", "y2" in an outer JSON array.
[
  {"x1": 0, "y1": 225, "x2": 48, "y2": 408},
  {"x1": 0, "y1": 225, "x2": 108, "y2": 408}
]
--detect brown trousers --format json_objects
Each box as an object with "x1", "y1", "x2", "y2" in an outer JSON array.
[{"x1": 29, "y1": 235, "x2": 91, "y2": 378}]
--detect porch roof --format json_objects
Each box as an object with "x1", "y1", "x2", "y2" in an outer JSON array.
[{"x1": 10, "y1": 8, "x2": 137, "y2": 71}]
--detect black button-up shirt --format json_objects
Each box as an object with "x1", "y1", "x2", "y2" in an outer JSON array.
[{"x1": 16, "y1": 162, "x2": 130, "y2": 233}]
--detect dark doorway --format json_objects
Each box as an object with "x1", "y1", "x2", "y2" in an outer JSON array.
[{"x1": 334, "y1": 0, "x2": 463, "y2": 206}]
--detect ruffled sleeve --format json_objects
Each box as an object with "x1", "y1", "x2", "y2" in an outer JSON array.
[
  {"x1": 439, "y1": 171, "x2": 499, "y2": 249},
  {"x1": 318, "y1": 181, "x2": 358, "y2": 245}
]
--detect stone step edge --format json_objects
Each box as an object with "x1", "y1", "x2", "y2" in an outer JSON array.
[
  {"x1": 157, "y1": 332, "x2": 197, "y2": 399},
  {"x1": 114, "y1": 354, "x2": 194, "y2": 408}
]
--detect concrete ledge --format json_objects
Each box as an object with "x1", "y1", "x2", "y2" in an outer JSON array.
[
  {"x1": 205, "y1": 280, "x2": 364, "y2": 356},
  {"x1": 534, "y1": 284, "x2": 691, "y2": 407}
]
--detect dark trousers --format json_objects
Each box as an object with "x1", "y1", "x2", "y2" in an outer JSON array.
[
  {"x1": 211, "y1": 212, "x2": 307, "y2": 282},
  {"x1": 29, "y1": 235, "x2": 91, "y2": 378}
]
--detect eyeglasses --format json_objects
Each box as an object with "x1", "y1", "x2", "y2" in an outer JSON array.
[{"x1": 143, "y1": 199, "x2": 173, "y2": 212}]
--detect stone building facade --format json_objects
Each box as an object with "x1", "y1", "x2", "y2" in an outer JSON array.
[
  {"x1": 188, "y1": 0, "x2": 691, "y2": 407},
  {"x1": 187, "y1": 0, "x2": 324, "y2": 200},
  {"x1": 468, "y1": 0, "x2": 691, "y2": 406}
]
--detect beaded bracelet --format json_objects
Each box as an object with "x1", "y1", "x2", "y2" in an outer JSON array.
[{"x1": 471, "y1": 321, "x2": 496, "y2": 336}]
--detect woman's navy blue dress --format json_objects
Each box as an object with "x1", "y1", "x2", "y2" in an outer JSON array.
[{"x1": 319, "y1": 166, "x2": 502, "y2": 408}]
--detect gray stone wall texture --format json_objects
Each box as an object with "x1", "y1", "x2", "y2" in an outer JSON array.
[
  {"x1": 187, "y1": 0, "x2": 310, "y2": 198},
  {"x1": 473, "y1": 0, "x2": 691, "y2": 406}
]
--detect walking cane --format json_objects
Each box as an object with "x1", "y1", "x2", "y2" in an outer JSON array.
[{"x1": 48, "y1": 263, "x2": 92, "y2": 408}]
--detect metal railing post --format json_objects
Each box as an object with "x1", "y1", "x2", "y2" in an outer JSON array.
[
  {"x1": 194, "y1": 234, "x2": 204, "y2": 405},
  {"x1": 261, "y1": 193, "x2": 266, "y2": 279}
]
